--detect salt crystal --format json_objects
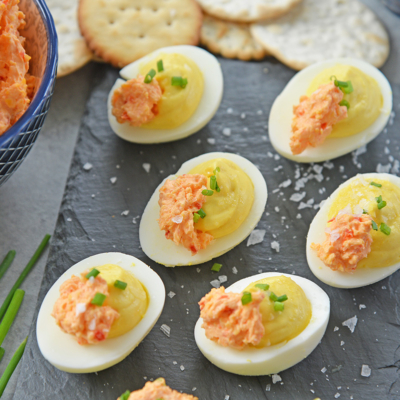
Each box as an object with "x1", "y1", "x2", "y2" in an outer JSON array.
[
  {"x1": 313, "y1": 165, "x2": 323, "y2": 174},
  {"x1": 334, "y1": 393, "x2": 340, "y2": 398},
  {"x1": 110, "y1": 177, "x2": 117, "y2": 184},
  {"x1": 207, "y1": 138, "x2": 216, "y2": 145},
  {"x1": 88, "y1": 319, "x2": 96, "y2": 331},
  {"x1": 275, "y1": 206, "x2": 280, "y2": 212},
  {"x1": 180, "y1": 365, "x2": 185, "y2": 371},
  {"x1": 75, "y1": 303, "x2": 86, "y2": 317},
  {"x1": 196, "y1": 268, "x2": 201, "y2": 273},
  {"x1": 218, "y1": 275, "x2": 227, "y2": 283},
  {"x1": 359, "y1": 304, "x2": 366, "y2": 310},
  {"x1": 321, "y1": 367, "x2": 327, "y2": 373},
  {"x1": 342, "y1": 315, "x2": 358, "y2": 333},
  {"x1": 121, "y1": 210, "x2": 129, "y2": 216},
  {"x1": 210, "y1": 279, "x2": 221, "y2": 288},
  {"x1": 279, "y1": 179, "x2": 292, "y2": 188},
  {"x1": 263, "y1": 68, "x2": 269, "y2": 74},
  {"x1": 83, "y1": 162, "x2": 93, "y2": 171},
  {"x1": 361, "y1": 364, "x2": 371, "y2": 377},
  {"x1": 323, "y1": 161, "x2": 334, "y2": 169},
  {"x1": 224, "y1": 396, "x2": 230, "y2": 400},
  {"x1": 384, "y1": 146, "x2": 390, "y2": 154},
  {"x1": 89, "y1": 276, "x2": 95, "y2": 283},
  {"x1": 392, "y1": 160, "x2": 400, "y2": 174},
  {"x1": 296, "y1": 213, "x2": 302, "y2": 219},
  {"x1": 132, "y1": 216, "x2": 140, "y2": 224},
  {"x1": 222, "y1": 128, "x2": 231, "y2": 136},
  {"x1": 382, "y1": 285, "x2": 387, "y2": 290},
  {"x1": 334, "y1": 326, "x2": 339, "y2": 332},
  {"x1": 271, "y1": 241, "x2": 280, "y2": 252},
  {"x1": 168, "y1": 291, "x2": 176, "y2": 298},
  {"x1": 339, "y1": 165, "x2": 345, "y2": 173},
  {"x1": 257, "y1": 110, "x2": 263, "y2": 115},
  {"x1": 173, "y1": 361, "x2": 177, "y2": 365},
  {"x1": 241, "y1": 113, "x2": 246, "y2": 119},
  {"x1": 266, "y1": 384, "x2": 271, "y2": 391},
  {"x1": 172, "y1": 215, "x2": 183, "y2": 224},
  {"x1": 227, "y1": 108, "x2": 233, "y2": 114},
  {"x1": 272, "y1": 374, "x2": 282, "y2": 384},
  {"x1": 192, "y1": 387, "x2": 197, "y2": 391},
  {"x1": 232, "y1": 267, "x2": 238, "y2": 274},
  {"x1": 160, "y1": 324, "x2": 171, "y2": 338},
  {"x1": 290, "y1": 192, "x2": 306, "y2": 202},
  {"x1": 376, "y1": 163, "x2": 391, "y2": 173},
  {"x1": 340, "y1": 341, "x2": 345, "y2": 346},
  {"x1": 142, "y1": 163, "x2": 151, "y2": 173},
  {"x1": 274, "y1": 154, "x2": 280, "y2": 160},
  {"x1": 247, "y1": 229, "x2": 266, "y2": 246},
  {"x1": 67, "y1": 218, "x2": 72, "y2": 222}
]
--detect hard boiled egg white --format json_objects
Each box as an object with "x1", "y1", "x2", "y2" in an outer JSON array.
[
  {"x1": 194, "y1": 272, "x2": 330, "y2": 376},
  {"x1": 307, "y1": 173, "x2": 400, "y2": 288},
  {"x1": 37, "y1": 252, "x2": 165, "y2": 373},
  {"x1": 107, "y1": 45, "x2": 223, "y2": 144},
  {"x1": 269, "y1": 58, "x2": 392, "y2": 163},
  {"x1": 140, "y1": 152, "x2": 268, "y2": 266}
]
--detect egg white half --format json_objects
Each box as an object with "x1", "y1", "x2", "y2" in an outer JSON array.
[
  {"x1": 307, "y1": 173, "x2": 400, "y2": 289},
  {"x1": 139, "y1": 152, "x2": 268, "y2": 267},
  {"x1": 36, "y1": 252, "x2": 165, "y2": 373},
  {"x1": 269, "y1": 58, "x2": 392, "y2": 163},
  {"x1": 194, "y1": 272, "x2": 330, "y2": 376},
  {"x1": 107, "y1": 45, "x2": 223, "y2": 144}
]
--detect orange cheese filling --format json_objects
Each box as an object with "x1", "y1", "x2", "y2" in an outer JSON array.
[
  {"x1": 290, "y1": 82, "x2": 348, "y2": 155},
  {"x1": 311, "y1": 212, "x2": 373, "y2": 272},
  {"x1": 199, "y1": 287, "x2": 265, "y2": 350}
]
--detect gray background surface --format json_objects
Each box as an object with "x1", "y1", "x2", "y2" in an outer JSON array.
[{"x1": 0, "y1": 1, "x2": 399, "y2": 399}]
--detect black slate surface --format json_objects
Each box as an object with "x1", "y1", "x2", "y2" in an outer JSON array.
[{"x1": 14, "y1": 52, "x2": 400, "y2": 400}]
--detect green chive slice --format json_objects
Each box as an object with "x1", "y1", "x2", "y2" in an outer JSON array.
[
  {"x1": 171, "y1": 76, "x2": 188, "y2": 88},
  {"x1": 91, "y1": 293, "x2": 107, "y2": 306},
  {"x1": 342, "y1": 81, "x2": 354, "y2": 94},
  {"x1": 241, "y1": 292, "x2": 252, "y2": 305},
  {"x1": 370, "y1": 181, "x2": 382, "y2": 188},
  {"x1": 375, "y1": 195, "x2": 382, "y2": 203},
  {"x1": 120, "y1": 390, "x2": 131, "y2": 400},
  {"x1": 193, "y1": 213, "x2": 200, "y2": 223},
  {"x1": 157, "y1": 59, "x2": 164, "y2": 72},
  {"x1": 210, "y1": 175, "x2": 217, "y2": 190},
  {"x1": 85, "y1": 268, "x2": 100, "y2": 279},
  {"x1": 377, "y1": 201, "x2": 387, "y2": 210},
  {"x1": 339, "y1": 100, "x2": 350, "y2": 109},
  {"x1": 202, "y1": 189, "x2": 214, "y2": 196},
  {"x1": 211, "y1": 263, "x2": 222, "y2": 272},
  {"x1": 362, "y1": 209, "x2": 369, "y2": 215},
  {"x1": 269, "y1": 292, "x2": 278, "y2": 302},
  {"x1": 213, "y1": 167, "x2": 220, "y2": 174},
  {"x1": 274, "y1": 302, "x2": 285, "y2": 312},
  {"x1": 255, "y1": 283, "x2": 269, "y2": 291},
  {"x1": 114, "y1": 280, "x2": 127, "y2": 290},
  {"x1": 371, "y1": 220, "x2": 378, "y2": 231},
  {"x1": 144, "y1": 69, "x2": 156, "y2": 83},
  {"x1": 198, "y1": 208, "x2": 206, "y2": 219},
  {"x1": 277, "y1": 294, "x2": 288, "y2": 302},
  {"x1": 380, "y1": 223, "x2": 391, "y2": 235}
]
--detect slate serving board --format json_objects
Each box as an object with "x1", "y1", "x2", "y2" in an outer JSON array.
[{"x1": 13, "y1": 47, "x2": 400, "y2": 400}]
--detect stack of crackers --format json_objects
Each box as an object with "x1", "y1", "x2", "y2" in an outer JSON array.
[{"x1": 50, "y1": 0, "x2": 389, "y2": 77}]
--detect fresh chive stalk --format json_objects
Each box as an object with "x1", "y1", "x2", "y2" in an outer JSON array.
[
  {"x1": 0, "y1": 337, "x2": 27, "y2": 397},
  {"x1": 114, "y1": 280, "x2": 127, "y2": 290},
  {"x1": 0, "y1": 348, "x2": 4, "y2": 363},
  {"x1": 0, "y1": 289, "x2": 25, "y2": 347},
  {"x1": 241, "y1": 292, "x2": 252, "y2": 305},
  {"x1": 0, "y1": 251, "x2": 16, "y2": 281},
  {"x1": 85, "y1": 268, "x2": 100, "y2": 279},
  {"x1": 91, "y1": 293, "x2": 107, "y2": 306},
  {"x1": 0, "y1": 234, "x2": 50, "y2": 322},
  {"x1": 211, "y1": 263, "x2": 222, "y2": 272}
]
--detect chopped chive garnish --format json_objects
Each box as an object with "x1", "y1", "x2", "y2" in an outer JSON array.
[
  {"x1": 277, "y1": 294, "x2": 288, "y2": 302},
  {"x1": 371, "y1": 220, "x2": 378, "y2": 231},
  {"x1": 211, "y1": 263, "x2": 222, "y2": 272},
  {"x1": 114, "y1": 280, "x2": 127, "y2": 290},
  {"x1": 210, "y1": 175, "x2": 217, "y2": 190},
  {"x1": 120, "y1": 390, "x2": 131, "y2": 400},
  {"x1": 157, "y1": 59, "x2": 164, "y2": 72},
  {"x1": 193, "y1": 213, "x2": 200, "y2": 223},
  {"x1": 241, "y1": 291, "x2": 252, "y2": 305},
  {"x1": 171, "y1": 76, "x2": 188, "y2": 88},
  {"x1": 342, "y1": 81, "x2": 354, "y2": 94},
  {"x1": 370, "y1": 182, "x2": 382, "y2": 188},
  {"x1": 213, "y1": 167, "x2": 220, "y2": 174},
  {"x1": 91, "y1": 292, "x2": 107, "y2": 306},
  {"x1": 255, "y1": 283, "x2": 269, "y2": 291},
  {"x1": 202, "y1": 189, "x2": 214, "y2": 196},
  {"x1": 375, "y1": 195, "x2": 382, "y2": 203},
  {"x1": 339, "y1": 100, "x2": 350, "y2": 109},
  {"x1": 198, "y1": 208, "x2": 206, "y2": 219},
  {"x1": 377, "y1": 201, "x2": 387, "y2": 210},
  {"x1": 380, "y1": 223, "x2": 391, "y2": 235},
  {"x1": 85, "y1": 268, "x2": 100, "y2": 279},
  {"x1": 274, "y1": 302, "x2": 285, "y2": 312},
  {"x1": 181, "y1": 78, "x2": 188, "y2": 88},
  {"x1": 362, "y1": 209, "x2": 369, "y2": 215},
  {"x1": 269, "y1": 292, "x2": 278, "y2": 302},
  {"x1": 144, "y1": 69, "x2": 156, "y2": 83}
]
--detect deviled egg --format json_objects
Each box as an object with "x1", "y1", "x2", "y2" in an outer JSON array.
[
  {"x1": 37, "y1": 252, "x2": 165, "y2": 373},
  {"x1": 140, "y1": 152, "x2": 268, "y2": 266},
  {"x1": 194, "y1": 272, "x2": 330, "y2": 375},
  {"x1": 307, "y1": 173, "x2": 400, "y2": 288},
  {"x1": 107, "y1": 45, "x2": 223, "y2": 144},
  {"x1": 269, "y1": 58, "x2": 392, "y2": 163}
]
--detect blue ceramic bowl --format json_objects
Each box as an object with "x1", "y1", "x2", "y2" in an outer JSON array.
[{"x1": 0, "y1": 0, "x2": 58, "y2": 187}]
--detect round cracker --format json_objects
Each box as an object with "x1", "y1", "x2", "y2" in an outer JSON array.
[
  {"x1": 46, "y1": 0, "x2": 92, "y2": 77},
  {"x1": 251, "y1": 0, "x2": 390, "y2": 70},
  {"x1": 201, "y1": 14, "x2": 267, "y2": 61},
  {"x1": 195, "y1": 0, "x2": 302, "y2": 23},
  {"x1": 78, "y1": 0, "x2": 203, "y2": 68}
]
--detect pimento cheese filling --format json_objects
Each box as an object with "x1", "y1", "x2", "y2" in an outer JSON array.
[
  {"x1": 199, "y1": 287, "x2": 265, "y2": 350},
  {"x1": 311, "y1": 212, "x2": 373, "y2": 272},
  {"x1": 111, "y1": 75, "x2": 162, "y2": 126},
  {"x1": 119, "y1": 378, "x2": 198, "y2": 400},
  {"x1": 158, "y1": 174, "x2": 213, "y2": 255},
  {"x1": 52, "y1": 271, "x2": 119, "y2": 345},
  {"x1": 290, "y1": 82, "x2": 348, "y2": 155},
  {"x1": 0, "y1": 0, "x2": 35, "y2": 135}
]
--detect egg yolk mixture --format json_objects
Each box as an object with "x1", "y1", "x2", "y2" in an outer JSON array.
[
  {"x1": 52, "y1": 264, "x2": 148, "y2": 345},
  {"x1": 199, "y1": 276, "x2": 311, "y2": 350},
  {"x1": 158, "y1": 158, "x2": 254, "y2": 254},
  {"x1": 319, "y1": 177, "x2": 400, "y2": 270},
  {"x1": 118, "y1": 378, "x2": 198, "y2": 400},
  {"x1": 307, "y1": 64, "x2": 382, "y2": 138},
  {"x1": 112, "y1": 53, "x2": 204, "y2": 129}
]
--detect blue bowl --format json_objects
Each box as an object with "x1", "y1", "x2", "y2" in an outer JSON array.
[{"x1": 0, "y1": 0, "x2": 58, "y2": 187}]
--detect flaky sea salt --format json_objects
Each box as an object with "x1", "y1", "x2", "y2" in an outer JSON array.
[
  {"x1": 359, "y1": 304, "x2": 366, "y2": 310},
  {"x1": 271, "y1": 241, "x2": 280, "y2": 252},
  {"x1": 222, "y1": 128, "x2": 231, "y2": 136},
  {"x1": 168, "y1": 291, "x2": 176, "y2": 298},
  {"x1": 224, "y1": 396, "x2": 230, "y2": 400},
  {"x1": 266, "y1": 384, "x2": 271, "y2": 391},
  {"x1": 207, "y1": 138, "x2": 216, "y2": 144},
  {"x1": 160, "y1": 324, "x2": 171, "y2": 338},
  {"x1": 172, "y1": 215, "x2": 183, "y2": 224},
  {"x1": 321, "y1": 367, "x2": 327, "y2": 373},
  {"x1": 88, "y1": 319, "x2": 96, "y2": 331},
  {"x1": 83, "y1": 162, "x2": 93, "y2": 171},
  {"x1": 75, "y1": 303, "x2": 86, "y2": 317},
  {"x1": 272, "y1": 374, "x2": 282, "y2": 384},
  {"x1": 376, "y1": 163, "x2": 391, "y2": 173},
  {"x1": 121, "y1": 210, "x2": 129, "y2": 216},
  {"x1": 232, "y1": 267, "x2": 238, "y2": 274},
  {"x1": 180, "y1": 365, "x2": 185, "y2": 371},
  {"x1": 361, "y1": 364, "x2": 371, "y2": 377},
  {"x1": 218, "y1": 275, "x2": 228, "y2": 283},
  {"x1": 290, "y1": 192, "x2": 306, "y2": 202},
  {"x1": 110, "y1": 177, "x2": 117, "y2": 184},
  {"x1": 334, "y1": 326, "x2": 339, "y2": 332},
  {"x1": 210, "y1": 279, "x2": 221, "y2": 288},
  {"x1": 279, "y1": 179, "x2": 292, "y2": 188},
  {"x1": 247, "y1": 229, "x2": 266, "y2": 246},
  {"x1": 342, "y1": 315, "x2": 358, "y2": 333},
  {"x1": 334, "y1": 393, "x2": 340, "y2": 398},
  {"x1": 142, "y1": 163, "x2": 151, "y2": 173}
]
